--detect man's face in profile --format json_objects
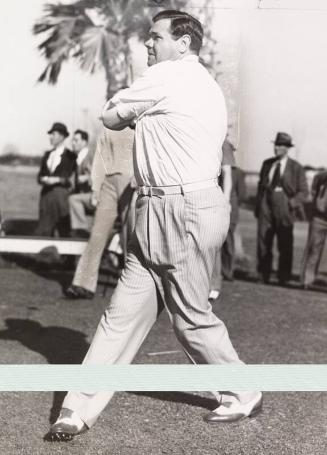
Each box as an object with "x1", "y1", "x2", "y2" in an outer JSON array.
[
  {"x1": 49, "y1": 131, "x2": 65, "y2": 148},
  {"x1": 72, "y1": 133, "x2": 85, "y2": 153},
  {"x1": 274, "y1": 145, "x2": 289, "y2": 159},
  {"x1": 145, "y1": 18, "x2": 181, "y2": 66}
]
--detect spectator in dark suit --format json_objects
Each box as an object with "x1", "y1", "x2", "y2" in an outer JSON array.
[
  {"x1": 68, "y1": 130, "x2": 94, "y2": 238},
  {"x1": 255, "y1": 132, "x2": 308, "y2": 285},
  {"x1": 300, "y1": 169, "x2": 327, "y2": 289},
  {"x1": 35, "y1": 122, "x2": 76, "y2": 237}
]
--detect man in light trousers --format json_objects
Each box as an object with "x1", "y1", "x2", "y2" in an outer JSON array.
[
  {"x1": 64, "y1": 125, "x2": 135, "y2": 299},
  {"x1": 47, "y1": 10, "x2": 262, "y2": 442}
]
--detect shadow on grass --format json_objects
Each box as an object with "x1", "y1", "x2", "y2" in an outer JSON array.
[
  {"x1": 0, "y1": 318, "x2": 90, "y2": 424},
  {"x1": 1, "y1": 252, "x2": 75, "y2": 290},
  {"x1": 0, "y1": 318, "x2": 89, "y2": 364},
  {"x1": 233, "y1": 269, "x2": 327, "y2": 293},
  {"x1": 130, "y1": 391, "x2": 216, "y2": 410},
  {"x1": 1, "y1": 251, "x2": 119, "y2": 295}
]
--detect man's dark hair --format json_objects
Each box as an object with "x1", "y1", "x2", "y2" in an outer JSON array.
[
  {"x1": 153, "y1": 10, "x2": 203, "y2": 54},
  {"x1": 74, "y1": 129, "x2": 89, "y2": 142}
]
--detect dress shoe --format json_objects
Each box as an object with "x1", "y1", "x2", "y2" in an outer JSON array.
[
  {"x1": 64, "y1": 284, "x2": 94, "y2": 300},
  {"x1": 209, "y1": 290, "x2": 220, "y2": 303},
  {"x1": 203, "y1": 392, "x2": 263, "y2": 423},
  {"x1": 44, "y1": 408, "x2": 88, "y2": 442}
]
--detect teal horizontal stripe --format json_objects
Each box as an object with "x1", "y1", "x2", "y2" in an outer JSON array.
[{"x1": 0, "y1": 365, "x2": 326, "y2": 391}]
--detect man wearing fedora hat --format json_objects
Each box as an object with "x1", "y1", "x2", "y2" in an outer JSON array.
[
  {"x1": 35, "y1": 122, "x2": 76, "y2": 237},
  {"x1": 255, "y1": 132, "x2": 308, "y2": 285}
]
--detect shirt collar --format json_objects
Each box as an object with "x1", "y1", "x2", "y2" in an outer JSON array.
[
  {"x1": 77, "y1": 147, "x2": 89, "y2": 166},
  {"x1": 52, "y1": 143, "x2": 65, "y2": 155},
  {"x1": 277, "y1": 155, "x2": 288, "y2": 165},
  {"x1": 180, "y1": 54, "x2": 199, "y2": 62}
]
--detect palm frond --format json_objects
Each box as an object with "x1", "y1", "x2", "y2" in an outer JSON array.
[
  {"x1": 37, "y1": 56, "x2": 65, "y2": 84},
  {"x1": 77, "y1": 26, "x2": 111, "y2": 73},
  {"x1": 33, "y1": 2, "x2": 95, "y2": 83},
  {"x1": 32, "y1": 0, "x2": 221, "y2": 93}
]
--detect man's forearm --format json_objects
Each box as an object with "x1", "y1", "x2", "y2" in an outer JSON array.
[{"x1": 101, "y1": 107, "x2": 132, "y2": 131}]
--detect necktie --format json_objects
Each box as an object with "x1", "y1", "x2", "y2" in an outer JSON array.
[{"x1": 270, "y1": 161, "x2": 281, "y2": 189}]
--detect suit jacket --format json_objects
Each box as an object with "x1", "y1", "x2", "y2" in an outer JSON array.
[
  {"x1": 37, "y1": 148, "x2": 77, "y2": 195},
  {"x1": 74, "y1": 148, "x2": 94, "y2": 193},
  {"x1": 311, "y1": 170, "x2": 327, "y2": 220},
  {"x1": 255, "y1": 156, "x2": 308, "y2": 221}
]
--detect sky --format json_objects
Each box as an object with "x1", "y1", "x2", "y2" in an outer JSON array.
[
  {"x1": 238, "y1": 4, "x2": 327, "y2": 170},
  {"x1": 1, "y1": 0, "x2": 327, "y2": 171},
  {"x1": 0, "y1": 0, "x2": 106, "y2": 156},
  {"x1": 0, "y1": 0, "x2": 242, "y2": 159}
]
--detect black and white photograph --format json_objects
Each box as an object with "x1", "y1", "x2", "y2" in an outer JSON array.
[{"x1": 0, "y1": 0, "x2": 327, "y2": 453}]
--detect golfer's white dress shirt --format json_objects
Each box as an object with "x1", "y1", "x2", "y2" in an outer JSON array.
[{"x1": 105, "y1": 55, "x2": 227, "y2": 186}]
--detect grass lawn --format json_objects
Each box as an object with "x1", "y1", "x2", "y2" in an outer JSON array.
[
  {"x1": 0, "y1": 165, "x2": 39, "y2": 220},
  {"x1": 0, "y1": 166, "x2": 327, "y2": 454}
]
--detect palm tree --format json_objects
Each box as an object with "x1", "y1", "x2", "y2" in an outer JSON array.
[{"x1": 33, "y1": 0, "x2": 220, "y2": 98}]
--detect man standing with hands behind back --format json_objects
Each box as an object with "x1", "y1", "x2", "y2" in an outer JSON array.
[
  {"x1": 256, "y1": 132, "x2": 308, "y2": 285},
  {"x1": 47, "y1": 10, "x2": 262, "y2": 442}
]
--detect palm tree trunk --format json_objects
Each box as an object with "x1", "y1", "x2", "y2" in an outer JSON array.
[{"x1": 105, "y1": 38, "x2": 131, "y2": 99}]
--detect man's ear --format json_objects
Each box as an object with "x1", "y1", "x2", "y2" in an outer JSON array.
[{"x1": 179, "y1": 34, "x2": 191, "y2": 53}]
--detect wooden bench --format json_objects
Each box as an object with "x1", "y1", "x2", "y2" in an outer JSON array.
[{"x1": 0, "y1": 218, "x2": 122, "y2": 256}]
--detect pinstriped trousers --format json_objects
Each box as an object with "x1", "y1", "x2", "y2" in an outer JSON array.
[{"x1": 63, "y1": 185, "x2": 243, "y2": 427}]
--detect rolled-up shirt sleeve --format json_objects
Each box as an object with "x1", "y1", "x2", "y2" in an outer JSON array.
[{"x1": 102, "y1": 63, "x2": 167, "y2": 122}]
